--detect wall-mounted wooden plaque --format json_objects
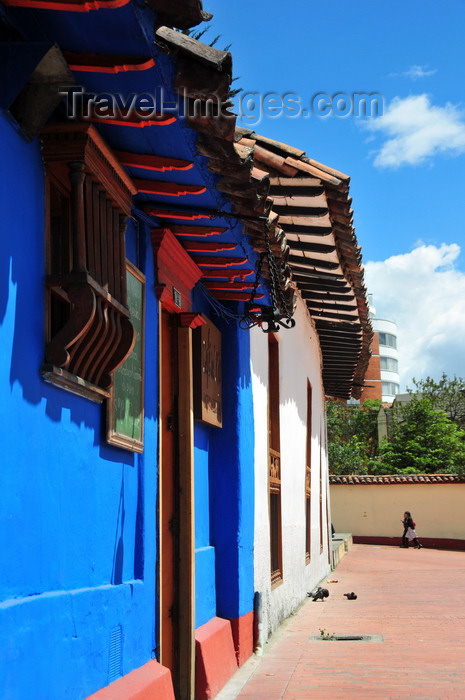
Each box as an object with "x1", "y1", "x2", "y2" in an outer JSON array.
[{"x1": 193, "y1": 316, "x2": 222, "y2": 428}]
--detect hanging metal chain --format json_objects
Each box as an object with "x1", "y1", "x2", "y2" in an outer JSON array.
[{"x1": 239, "y1": 225, "x2": 295, "y2": 333}]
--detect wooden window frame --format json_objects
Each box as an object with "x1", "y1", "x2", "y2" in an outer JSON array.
[
  {"x1": 319, "y1": 419, "x2": 326, "y2": 554},
  {"x1": 107, "y1": 261, "x2": 145, "y2": 452},
  {"x1": 268, "y1": 334, "x2": 282, "y2": 586},
  {"x1": 305, "y1": 381, "x2": 312, "y2": 564},
  {"x1": 40, "y1": 123, "x2": 136, "y2": 403}
]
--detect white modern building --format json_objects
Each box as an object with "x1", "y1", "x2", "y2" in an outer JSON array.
[{"x1": 368, "y1": 296, "x2": 400, "y2": 403}]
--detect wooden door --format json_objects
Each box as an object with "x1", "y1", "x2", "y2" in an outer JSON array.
[
  {"x1": 159, "y1": 310, "x2": 178, "y2": 675},
  {"x1": 159, "y1": 310, "x2": 195, "y2": 699}
]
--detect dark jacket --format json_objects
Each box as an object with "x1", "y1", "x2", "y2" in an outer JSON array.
[{"x1": 403, "y1": 516, "x2": 414, "y2": 531}]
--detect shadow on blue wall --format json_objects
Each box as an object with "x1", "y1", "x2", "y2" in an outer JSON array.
[
  {"x1": 112, "y1": 470, "x2": 126, "y2": 585},
  {"x1": 209, "y1": 311, "x2": 255, "y2": 620}
]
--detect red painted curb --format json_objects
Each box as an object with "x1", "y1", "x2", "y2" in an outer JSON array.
[
  {"x1": 230, "y1": 611, "x2": 254, "y2": 667},
  {"x1": 353, "y1": 535, "x2": 465, "y2": 551},
  {"x1": 195, "y1": 617, "x2": 238, "y2": 700},
  {"x1": 85, "y1": 659, "x2": 175, "y2": 700}
]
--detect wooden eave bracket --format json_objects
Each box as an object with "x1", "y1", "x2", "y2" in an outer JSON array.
[
  {"x1": 155, "y1": 26, "x2": 231, "y2": 73},
  {"x1": 148, "y1": 0, "x2": 211, "y2": 30}
]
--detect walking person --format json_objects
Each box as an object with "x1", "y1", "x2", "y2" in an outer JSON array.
[{"x1": 401, "y1": 511, "x2": 423, "y2": 549}]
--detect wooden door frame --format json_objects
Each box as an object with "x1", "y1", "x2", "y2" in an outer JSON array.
[
  {"x1": 176, "y1": 320, "x2": 195, "y2": 699},
  {"x1": 158, "y1": 307, "x2": 196, "y2": 700}
]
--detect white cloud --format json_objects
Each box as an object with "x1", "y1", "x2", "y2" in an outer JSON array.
[
  {"x1": 364, "y1": 244, "x2": 465, "y2": 391},
  {"x1": 390, "y1": 65, "x2": 437, "y2": 80},
  {"x1": 365, "y1": 94, "x2": 465, "y2": 168}
]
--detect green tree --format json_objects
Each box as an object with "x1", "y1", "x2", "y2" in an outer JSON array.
[
  {"x1": 379, "y1": 396, "x2": 465, "y2": 474},
  {"x1": 326, "y1": 399, "x2": 381, "y2": 474},
  {"x1": 410, "y1": 373, "x2": 465, "y2": 429}
]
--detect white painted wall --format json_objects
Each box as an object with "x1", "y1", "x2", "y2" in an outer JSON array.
[{"x1": 250, "y1": 292, "x2": 332, "y2": 645}]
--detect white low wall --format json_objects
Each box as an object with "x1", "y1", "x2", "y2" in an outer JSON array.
[{"x1": 330, "y1": 475, "x2": 465, "y2": 546}]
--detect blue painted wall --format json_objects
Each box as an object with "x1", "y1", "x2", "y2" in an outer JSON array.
[
  {"x1": 190, "y1": 287, "x2": 255, "y2": 625},
  {"x1": 194, "y1": 423, "x2": 216, "y2": 628},
  {"x1": 209, "y1": 318, "x2": 255, "y2": 621},
  {"x1": 0, "y1": 111, "x2": 159, "y2": 700}
]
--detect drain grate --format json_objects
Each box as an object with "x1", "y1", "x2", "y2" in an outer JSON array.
[{"x1": 310, "y1": 634, "x2": 383, "y2": 642}]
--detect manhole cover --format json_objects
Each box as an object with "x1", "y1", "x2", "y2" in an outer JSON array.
[{"x1": 310, "y1": 634, "x2": 383, "y2": 642}]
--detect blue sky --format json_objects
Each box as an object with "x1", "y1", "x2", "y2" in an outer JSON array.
[{"x1": 203, "y1": 0, "x2": 465, "y2": 389}]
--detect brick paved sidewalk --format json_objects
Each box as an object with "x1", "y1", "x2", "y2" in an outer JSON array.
[{"x1": 216, "y1": 544, "x2": 465, "y2": 700}]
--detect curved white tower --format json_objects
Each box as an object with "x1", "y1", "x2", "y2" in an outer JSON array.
[{"x1": 372, "y1": 317, "x2": 400, "y2": 402}]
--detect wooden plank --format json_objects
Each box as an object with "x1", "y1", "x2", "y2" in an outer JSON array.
[
  {"x1": 147, "y1": 0, "x2": 210, "y2": 30},
  {"x1": 177, "y1": 324, "x2": 195, "y2": 700},
  {"x1": 69, "y1": 162, "x2": 87, "y2": 272},
  {"x1": 84, "y1": 175, "x2": 95, "y2": 279},
  {"x1": 107, "y1": 198, "x2": 115, "y2": 297},
  {"x1": 92, "y1": 182, "x2": 103, "y2": 286},
  {"x1": 155, "y1": 25, "x2": 230, "y2": 70},
  {"x1": 192, "y1": 317, "x2": 222, "y2": 427},
  {"x1": 99, "y1": 191, "x2": 108, "y2": 288},
  {"x1": 112, "y1": 208, "x2": 121, "y2": 300}
]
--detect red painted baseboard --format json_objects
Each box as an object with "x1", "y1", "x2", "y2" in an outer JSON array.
[
  {"x1": 353, "y1": 535, "x2": 465, "y2": 551},
  {"x1": 230, "y1": 611, "x2": 254, "y2": 667},
  {"x1": 85, "y1": 659, "x2": 175, "y2": 700},
  {"x1": 195, "y1": 617, "x2": 238, "y2": 700}
]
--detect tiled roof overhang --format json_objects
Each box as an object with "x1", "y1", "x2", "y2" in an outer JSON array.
[
  {"x1": 330, "y1": 474, "x2": 465, "y2": 484},
  {"x1": 1, "y1": 0, "x2": 372, "y2": 398},
  {"x1": 235, "y1": 129, "x2": 373, "y2": 400},
  {"x1": 1, "y1": 0, "x2": 273, "y2": 306}
]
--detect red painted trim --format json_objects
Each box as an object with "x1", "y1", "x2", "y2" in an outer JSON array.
[
  {"x1": 353, "y1": 535, "x2": 465, "y2": 551},
  {"x1": 182, "y1": 243, "x2": 237, "y2": 253},
  {"x1": 155, "y1": 284, "x2": 182, "y2": 313},
  {"x1": 213, "y1": 292, "x2": 264, "y2": 301},
  {"x1": 116, "y1": 151, "x2": 193, "y2": 172},
  {"x1": 152, "y1": 228, "x2": 202, "y2": 313},
  {"x1": 65, "y1": 55, "x2": 155, "y2": 73},
  {"x1": 179, "y1": 313, "x2": 206, "y2": 329},
  {"x1": 203, "y1": 281, "x2": 254, "y2": 291},
  {"x1": 200, "y1": 269, "x2": 254, "y2": 281},
  {"x1": 135, "y1": 179, "x2": 206, "y2": 196},
  {"x1": 170, "y1": 225, "x2": 228, "y2": 237},
  {"x1": 2, "y1": 0, "x2": 130, "y2": 10},
  {"x1": 86, "y1": 113, "x2": 176, "y2": 127},
  {"x1": 193, "y1": 256, "x2": 248, "y2": 268},
  {"x1": 146, "y1": 208, "x2": 210, "y2": 221}
]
